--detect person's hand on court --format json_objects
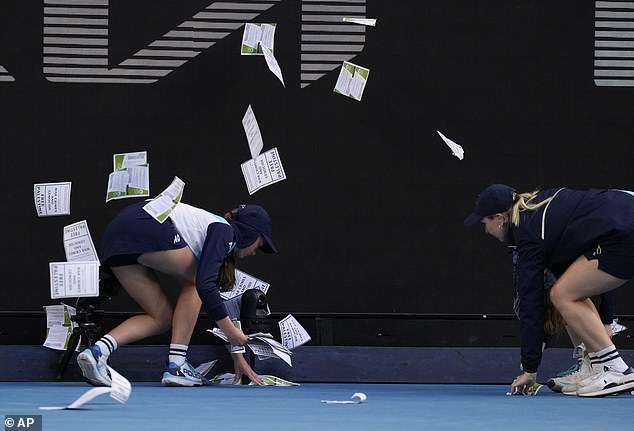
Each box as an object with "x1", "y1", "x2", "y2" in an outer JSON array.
[
  {"x1": 232, "y1": 352, "x2": 264, "y2": 385},
  {"x1": 510, "y1": 372, "x2": 537, "y2": 395}
]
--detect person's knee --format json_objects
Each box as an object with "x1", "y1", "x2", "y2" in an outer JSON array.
[
  {"x1": 549, "y1": 284, "x2": 565, "y2": 309},
  {"x1": 154, "y1": 306, "x2": 173, "y2": 333}
]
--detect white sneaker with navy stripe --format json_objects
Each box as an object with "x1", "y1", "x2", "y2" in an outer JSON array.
[
  {"x1": 575, "y1": 367, "x2": 634, "y2": 397},
  {"x1": 161, "y1": 361, "x2": 203, "y2": 386}
]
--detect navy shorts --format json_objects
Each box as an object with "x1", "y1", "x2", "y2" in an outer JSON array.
[
  {"x1": 583, "y1": 229, "x2": 634, "y2": 280},
  {"x1": 101, "y1": 201, "x2": 188, "y2": 268}
]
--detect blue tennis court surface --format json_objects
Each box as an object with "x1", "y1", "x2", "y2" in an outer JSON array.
[{"x1": 1, "y1": 382, "x2": 632, "y2": 431}]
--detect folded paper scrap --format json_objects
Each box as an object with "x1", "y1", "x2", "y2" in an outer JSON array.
[
  {"x1": 506, "y1": 383, "x2": 543, "y2": 396},
  {"x1": 40, "y1": 366, "x2": 132, "y2": 410},
  {"x1": 194, "y1": 360, "x2": 218, "y2": 377},
  {"x1": 321, "y1": 392, "x2": 367, "y2": 404},
  {"x1": 208, "y1": 372, "x2": 299, "y2": 386}
]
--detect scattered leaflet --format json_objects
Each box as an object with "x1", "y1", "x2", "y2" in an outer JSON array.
[
  {"x1": 241, "y1": 23, "x2": 276, "y2": 55},
  {"x1": 34, "y1": 182, "x2": 71, "y2": 216},
  {"x1": 436, "y1": 131, "x2": 464, "y2": 160},
  {"x1": 611, "y1": 318, "x2": 628, "y2": 335},
  {"x1": 342, "y1": 17, "x2": 377, "y2": 26},
  {"x1": 114, "y1": 151, "x2": 147, "y2": 170},
  {"x1": 209, "y1": 327, "x2": 231, "y2": 343},
  {"x1": 194, "y1": 360, "x2": 218, "y2": 377},
  {"x1": 247, "y1": 332, "x2": 292, "y2": 367},
  {"x1": 209, "y1": 373, "x2": 299, "y2": 386},
  {"x1": 261, "y1": 42, "x2": 285, "y2": 87},
  {"x1": 142, "y1": 176, "x2": 185, "y2": 223},
  {"x1": 241, "y1": 147, "x2": 287, "y2": 195},
  {"x1": 109, "y1": 366, "x2": 132, "y2": 404},
  {"x1": 49, "y1": 261, "x2": 99, "y2": 299},
  {"x1": 221, "y1": 269, "x2": 270, "y2": 301},
  {"x1": 42, "y1": 304, "x2": 76, "y2": 350},
  {"x1": 279, "y1": 314, "x2": 311, "y2": 349},
  {"x1": 106, "y1": 151, "x2": 149, "y2": 202},
  {"x1": 221, "y1": 269, "x2": 270, "y2": 320},
  {"x1": 334, "y1": 61, "x2": 370, "y2": 101},
  {"x1": 40, "y1": 366, "x2": 131, "y2": 410},
  {"x1": 63, "y1": 220, "x2": 99, "y2": 262},
  {"x1": 259, "y1": 375, "x2": 299, "y2": 386},
  {"x1": 242, "y1": 105, "x2": 264, "y2": 160},
  {"x1": 208, "y1": 329, "x2": 292, "y2": 366}
]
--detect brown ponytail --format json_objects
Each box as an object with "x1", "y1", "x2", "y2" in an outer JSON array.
[
  {"x1": 543, "y1": 289, "x2": 566, "y2": 336},
  {"x1": 216, "y1": 208, "x2": 239, "y2": 292}
]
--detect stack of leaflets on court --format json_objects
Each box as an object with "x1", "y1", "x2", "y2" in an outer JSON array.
[{"x1": 209, "y1": 372, "x2": 298, "y2": 386}]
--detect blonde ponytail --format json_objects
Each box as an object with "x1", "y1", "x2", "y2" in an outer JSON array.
[{"x1": 509, "y1": 190, "x2": 553, "y2": 226}]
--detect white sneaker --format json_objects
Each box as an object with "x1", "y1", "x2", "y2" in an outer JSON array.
[
  {"x1": 77, "y1": 346, "x2": 112, "y2": 386},
  {"x1": 548, "y1": 355, "x2": 593, "y2": 393},
  {"x1": 576, "y1": 367, "x2": 634, "y2": 397}
]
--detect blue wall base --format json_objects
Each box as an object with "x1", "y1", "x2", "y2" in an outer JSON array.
[{"x1": 3, "y1": 345, "x2": 633, "y2": 384}]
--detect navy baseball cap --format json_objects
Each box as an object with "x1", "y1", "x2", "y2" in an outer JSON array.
[
  {"x1": 464, "y1": 184, "x2": 516, "y2": 227},
  {"x1": 231, "y1": 204, "x2": 277, "y2": 253}
]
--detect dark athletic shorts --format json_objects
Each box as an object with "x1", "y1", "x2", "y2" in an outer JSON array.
[
  {"x1": 101, "y1": 201, "x2": 188, "y2": 268},
  {"x1": 583, "y1": 229, "x2": 634, "y2": 280}
]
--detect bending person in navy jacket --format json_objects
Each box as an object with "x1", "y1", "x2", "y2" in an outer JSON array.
[
  {"x1": 465, "y1": 184, "x2": 634, "y2": 397},
  {"x1": 77, "y1": 201, "x2": 277, "y2": 387}
]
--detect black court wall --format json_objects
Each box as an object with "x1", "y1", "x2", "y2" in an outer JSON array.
[{"x1": 1, "y1": 1, "x2": 634, "y2": 343}]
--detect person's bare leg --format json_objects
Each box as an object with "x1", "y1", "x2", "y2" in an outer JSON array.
[
  {"x1": 564, "y1": 300, "x2": 600, "y2": 347},
  {"x1": 108, "y1": 264, "x2": 173, "y2": 346},
  {"x1": 566, "y1": 322, "x2": 613, "y2": 348},
  {"x1": 138, "y1": 248, "x2": 200, "y2": 346},
  {"x1": 550, "y1": 256, "x2": 626, "y2": 352}
]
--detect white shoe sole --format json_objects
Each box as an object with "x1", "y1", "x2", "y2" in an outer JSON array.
[
  {"x1": 161, "y1": 376, "x2": 202, "y2": 387},
  {"x1": 577, "y1": 380, "x2": 634, "y2": 397},
  {"x1": 77, "y1": 351, "x2": 111, "y2": 387}
]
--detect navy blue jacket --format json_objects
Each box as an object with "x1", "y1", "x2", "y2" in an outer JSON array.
[
  {"x1": 508, "y1": 188, "x2": 634, "y2": 373},
  {"x1": 197, "y1": 223, "x2": 235, "y2": 322}
]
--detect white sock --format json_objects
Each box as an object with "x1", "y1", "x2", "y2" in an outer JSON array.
[
  {"x1": 168, "y1": 343, "x2": 188, "y2": 366},
  {"x1": 94, "y1": 334, "x2": 117, "y2": 360},
  {"x1": 588, "y1": 344, "x2": 629, "y2": 373}
]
